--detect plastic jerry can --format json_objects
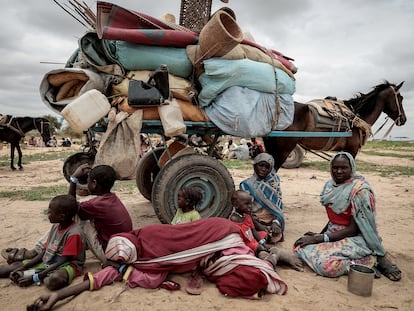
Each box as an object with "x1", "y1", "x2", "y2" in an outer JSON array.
[{"x1": 61, "y1": 89, "x2": 111, "y2": 133}]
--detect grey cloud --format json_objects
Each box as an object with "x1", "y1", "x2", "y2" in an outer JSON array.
[{"x1": 0, "y1": 0, "x2": 412, "y2": 138}]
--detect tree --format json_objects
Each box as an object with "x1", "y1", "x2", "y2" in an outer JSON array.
[{"x1": 42, "y1": 114, "x2": 62, "y2": 134}]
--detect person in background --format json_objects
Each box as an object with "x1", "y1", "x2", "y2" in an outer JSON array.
[
  {"x1": 222, "y1": 138, "x2": 237, "y2": 159},
  {"x1": 249, "y1": 137, "x2": 265, "y2": 159},
  {"x1": 240, "y1": 153, "x2": 284, "y2": 245},
  {"x1": 47, "y1": 136, "x2": 57, "y2": 147},
  {"x1": 228, "y1": 139, "x2": 250, "y2": 161},
  {"x1": 171, "y1": 186, "x2": 202, "y2": 225},
  {"x1": 294, "y1": 152, "x2": 402, "y2": 281}
]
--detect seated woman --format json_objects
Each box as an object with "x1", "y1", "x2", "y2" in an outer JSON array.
[
  {"x1": 294, "y1": 152, "x2": 402, "y2": 281},
  {"x1": 240, "y1": 153, "x2": 284, "y2": 244}
]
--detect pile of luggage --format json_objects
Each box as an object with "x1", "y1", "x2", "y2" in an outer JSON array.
[{"x1": 40, "y1": 1, "x2": 297, "y2": 138}]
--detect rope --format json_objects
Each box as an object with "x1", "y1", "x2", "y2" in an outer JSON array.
[{"x1": 372, "y1": 86, "x2": 402, "y2": 140}]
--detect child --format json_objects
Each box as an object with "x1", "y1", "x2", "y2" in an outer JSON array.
[
  {"x1": 1, "y1": 164, "x2": 133, "y2": 265},
  {"x1": 230, "y1": 190, "x2": 304, "y2": 272},
  {"x1": 68, "y1": 163, "x2": 133, "y2": 263},
  {"x1": 229, "y1": 190, "x2": 269, "y2": 254},
  {"x1": 0, "y1": 194, "x2": 86, "y2": 290},
  {"x1": 171, "y1": 186, "x2": 202, "y2": 225}
]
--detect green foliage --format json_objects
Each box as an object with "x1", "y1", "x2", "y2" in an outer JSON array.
[
  {"x1": 43, "y1": 114, "x2": 62, "y2": 133},
  {"x1": 59, "y1": 125, "x2": 83, "y2": 139},
  {"x1": 0, "y1": 150, "x2": 76, "y2": 167},
  {"x1": 0, "y1": 185, "x2": 68, "y2": 201},
  {"x1": 113, "y1": 180, "x2": 137, "y2": 194},
  {"x1": 361, "y1": 150, "x2": 414, "y2": 160},
  {"x1": 222, "y1": 159, "x2": 252, "y2": 170},
  {"x1": 364, "y1": 140, "x2": 414, "y2": 151},
  {"x1": 302, "y1": 159, "x2": 414, "y2": 176}
]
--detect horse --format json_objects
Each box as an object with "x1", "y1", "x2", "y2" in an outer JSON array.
[
  {"x1": 0, "y1": 116, "x2": 52, "y2": 170},
  {"x1": 263, "y1": 81, "x2": 406, "y2": 171}
]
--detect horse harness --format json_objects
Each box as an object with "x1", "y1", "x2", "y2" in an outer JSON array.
[
  {"x1": 307, "y1": 99, "x2": 371, "y2": 150},
  {"x1": 372, "y1": 86, "x2": 403, "y2": 139},
  {"x1": 0, "y1": 115, "x2": 49, "y2": 138}
]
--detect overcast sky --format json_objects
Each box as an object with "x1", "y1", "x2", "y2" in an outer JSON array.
[{"x1": 1, "y1": 0, "x2": 413, "y2": 139}]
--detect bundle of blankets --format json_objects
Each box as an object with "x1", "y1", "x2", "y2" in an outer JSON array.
[{"x1": 40, "y1": 1, "x2": 297, "y2": 138}]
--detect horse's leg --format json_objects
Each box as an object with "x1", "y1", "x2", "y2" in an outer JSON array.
[
  {"x1": 263, "y1": 137, "x2": 300, "y2": 171},
  {"x1": 263, "y1": 102, "x2": 309, "y2": 171},
  {"x1": 14, "y1": 143, "x2": 23, "y2": 170},
  {"x1": 10, "y1": 143, "x2": 16, "y2": 170}
]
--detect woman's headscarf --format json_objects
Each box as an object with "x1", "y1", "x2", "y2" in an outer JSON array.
[
  {"x1": 321, "y1": 151, "x2": 361, "y2": 213},
  {"x1": 253, "y1": 152, "x2": 274, "y2": 167},
  {"x1": 240, "y1": 153, "x2": 284, "y2": 228},
  {"x1": 320, "y1": 151, "x2": 385, "y2": 256},
  {"x1": 329, "y1": 151, "x2": 356, "y2": 181}
]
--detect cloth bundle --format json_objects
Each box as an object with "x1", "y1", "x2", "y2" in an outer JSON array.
[{"x1": 40, "y1": 68, "x2": 106, "y2": 114}]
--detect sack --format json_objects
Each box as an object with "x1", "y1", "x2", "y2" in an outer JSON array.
[
  {"x1": 94, "y1": 110, "x2": 143, "y2": 180},
  {"x1": 128, "y1": 80, "x2": 164, "y2": 107},
  {"x1": 158, "y1": 98, "x2": 186, "y2": 136}
]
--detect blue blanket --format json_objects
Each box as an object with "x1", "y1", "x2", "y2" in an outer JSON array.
[
  {"x1": 198, "y1": 58, "x2": 296, "y2": 107},
  {"x1": 204, "y1": 86, "x2": 294, "y2": 137}
]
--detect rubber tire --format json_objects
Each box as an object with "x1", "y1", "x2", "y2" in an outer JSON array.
[
  {"x1": 135, "y1": 147, "x2": 165, "y2": 201},
  {"x1": 281, "y1": 145, "x2": 305, "y2": 169},
  {"x1": 151, "y1": 154, "x2": 235, "y2": 224}
]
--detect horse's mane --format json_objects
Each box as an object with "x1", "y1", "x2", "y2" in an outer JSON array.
[{"x1": 344, "y1": 81, "x2": 394, "y2": 116}]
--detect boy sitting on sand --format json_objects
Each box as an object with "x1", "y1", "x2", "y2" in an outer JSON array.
[{"x1": 0, "y1": 194, "x2": 86, "y2": 290}]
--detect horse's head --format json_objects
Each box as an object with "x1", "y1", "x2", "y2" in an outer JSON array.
[
  {"x1": 383, "y1": 81, "x2": 406, "y2": 126},
  {"x1": 34, "y1": 118, "x2": 52, "y2": 146}
]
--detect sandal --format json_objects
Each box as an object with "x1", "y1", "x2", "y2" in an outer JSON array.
[
  {"x1": 159, "y1": 280, "x2": 181, "y2": 291},
  {"x1": 185, "y1": 271, "x2": 204, "y2": 295},
  {"x1": 1, "y1": 248, "x2": 19, "y2": 262},
  {"x1": 376, "y1": 255, "x2": 402, "y2": 281},
  {"x1": 1, "y1": 248, "x2": 38, "y2": 263},
  {"x1": 14, "y1": 248, "x2": 28, "y2": 261}
]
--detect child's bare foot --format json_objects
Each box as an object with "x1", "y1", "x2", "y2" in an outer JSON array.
[{"x1": 269, "y1": 247, "x2": 304, "y2": 271}]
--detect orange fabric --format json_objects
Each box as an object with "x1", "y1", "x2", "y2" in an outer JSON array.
[
  {"x1": 325, "y1": 205, "x2": 353, "y2": 226},
  {"x1": 117, "y1": 97, "x2": 210, "y2": 122}
]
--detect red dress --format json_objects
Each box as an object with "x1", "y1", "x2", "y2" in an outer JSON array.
[{"x1": 233, "y1": 214, "x2": 266, "y2": 252}]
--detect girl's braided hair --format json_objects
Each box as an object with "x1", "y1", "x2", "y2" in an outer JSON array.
[{"x1": 180, "y1": 186, "x2": 203, "y2": 209}]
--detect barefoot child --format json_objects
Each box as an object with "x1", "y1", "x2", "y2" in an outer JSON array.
[
  {"x1": 0, "y1": 195, "x2": 86, "y2": 290},
  {"x1": 171, "y1": 186, "x2": 202, "y2": 225},
  {"x1": 229, "y1": 190, "x2": 269, "y2": 254},
  {"x1": 2, "y1": 164, "x2": 133, "y2": 265},
  {"x1": 230, "y1": 190, "x2": 303, "y2": 272}
]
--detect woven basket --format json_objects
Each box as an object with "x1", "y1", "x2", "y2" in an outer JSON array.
[{"x1": 198, "y1": 10, "x2": 243, "y2": 60}]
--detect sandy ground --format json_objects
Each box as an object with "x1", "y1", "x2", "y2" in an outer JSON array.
[{"x1": 0, "y1": 145, "x2": 413, "y2": 311}]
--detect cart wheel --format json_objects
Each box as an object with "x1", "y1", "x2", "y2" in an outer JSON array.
[
  {"x1": 135, "y1": 147, "x2": 165, "y2": 201},
  {"x1": 281, "y1": 145, "x2": 305, "y2": 169},
  {"x1": 63, "y1": 152, "x2": 95, "y2": 196},
  {"x1": 152, "y1": 154, "x2": 234, "y2": 223}
]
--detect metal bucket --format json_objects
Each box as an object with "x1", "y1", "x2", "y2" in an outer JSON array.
[
  {"x1": 62, "y1": 152, "x2": 96, "y2": 196},
  {"x1": 347, "y1": 264, "x2": 375, "y2": 297}
]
